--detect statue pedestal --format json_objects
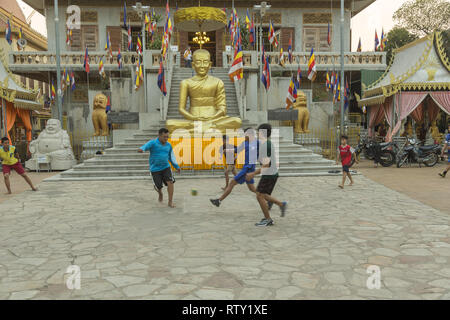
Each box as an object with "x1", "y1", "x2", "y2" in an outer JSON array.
[
  {"x1": 81, "y1": 136, "x2": 113, "y2": 161},
  {"x1": 294, "y1": 133, "x2": 322, "y2": 154}
]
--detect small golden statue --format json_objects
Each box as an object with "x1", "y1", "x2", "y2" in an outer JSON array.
[
  {"x1": 92, "y1": 93, "x2": 109, "y2": 136},
  {"x1": 431, "y1": 121, "x2": 443, "y2": 143},
  {"x1": 166, "y1": 49, "x2": 242, "y2": 134},
  {"x1": 292, "y1": 90, "x2": 310, "y2": 133}
]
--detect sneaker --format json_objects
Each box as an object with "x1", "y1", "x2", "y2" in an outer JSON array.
[
  {"x1": 439, "y1": 171, "x2": 447, "y2": 178},
  {"x1": 210, "y1": 199, "x2": 221, "y2": 207},
  {"x1": 280, "y1": 201, "x2": 288, "y2": 217},
  {"x1": 255, "y1": 218, "x2": 274, "y2": 226},
  {"x1": 267, "y1": 201, "x2": 273, "y2": 210}
]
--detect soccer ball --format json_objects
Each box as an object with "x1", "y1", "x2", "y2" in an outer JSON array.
[{"x1": 191, "y1": 189, "x2": 198, "y2": 196}]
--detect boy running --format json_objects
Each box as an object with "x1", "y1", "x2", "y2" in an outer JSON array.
[
  {"x1": 0, "y1": 137, "x2": 37, "y2": 194},
  {"x1": 245, "y1": 123, "x2": 287, "y2": 227},
  {"x1": 138, "y1": 128, "x2": 181, "y2": 208},
  {"x1": 210, "y1": 128, "x2": 258, "y2": 207},
  {"x1": 219, "y1": 135, "x2": 238, "y2": 190},
  {"x1": 336, "y1": 135, "x2": 356, "y2": 189},
  {"x1": 438, "y1": 122, "x2": 450, "y2": 178}
]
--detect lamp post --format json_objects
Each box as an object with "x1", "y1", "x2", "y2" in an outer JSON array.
[
  {"x1": 133, "y1": 2, "x2": 150, "y2": 113},
  {"x1": 339, "y1": 0, "x2": 345, "y2": 136},
  {"x1": 253, "y1": 2, "x2": 270, "y2": 112},
  {"x1": 54, "y1": 0, "x2": 62, "y2": 123}
]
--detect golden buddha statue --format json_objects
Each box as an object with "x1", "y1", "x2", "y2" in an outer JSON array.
[
  {"x1": 92, "y1": 93, "x2": 109, "y2": 136},
  {"x1": 166, "y1": 49, "x2": 242, "y2": 134},
  {"x1": 430, "y1": 121, "x2": 443, "y2": 143}
]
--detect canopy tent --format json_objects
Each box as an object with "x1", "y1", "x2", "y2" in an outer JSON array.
[
  {"x1": 356, "y1": 31, "x2": 450, "y2": 141},
  {"x1": 0, "y1": 47, "x2": 43, "y2": 143}
]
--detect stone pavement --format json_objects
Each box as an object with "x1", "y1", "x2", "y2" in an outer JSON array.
[{"x1": 1, "y1": 175, "x2": 450, "y2": 300}]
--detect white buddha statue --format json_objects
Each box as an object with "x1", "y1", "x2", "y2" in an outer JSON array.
[{"x1": 26, "y1": 119, "x2": 76, "y2": 170}]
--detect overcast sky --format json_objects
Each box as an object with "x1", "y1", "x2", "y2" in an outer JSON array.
[{"x1": 18, "y1": 0, "x2": 411, "y2": 51}]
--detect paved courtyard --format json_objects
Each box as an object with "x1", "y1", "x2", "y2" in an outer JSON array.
[{"x1": 1, "y1": 175, "x2": 450, "y2": 300}]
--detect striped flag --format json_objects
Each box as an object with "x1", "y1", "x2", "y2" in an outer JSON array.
[
  {"x1": 285, "y1": 76, "x2": 298, "y2": 109},
  {"x1": 379, "y1": 28, "x2": 387, "y2": 51},
  {"x1": 51, "y1": 81, "x2": 56, "y2": 101},
  {"x1": 228, "y1": 44, "x2": 243, "y2": 82},
  {"x1": 70, "y1": 71, "x2": 76, "y2": 91},
  {"x1": 105, "y1": 32, "x2": 112, "y2": 58},
  {"x1": 344, "y1": 78, "x2": 350, "y2": 110},
  {"x1": 307, "y1": 47, "x2": 317, "y2": 81},
  {"x1": 17, "y1": 27, "x2": 24, "y2": 50},
  {"x1": 83, "y1": 46, "x2": 90, "y2": 73},
  {"x1": 296, "y1": 67, "x2": 302, "y2": 89},
  {"x1": 326, "y1": 70, "x2": 330, "y2": 91},
  {"x1": 66, "y1": 28, "x2": 72, "y2": 46},
  {"x1": 99, "y1": 58, "x2": 105, "y2": 77},
  {"x1": 261, "y1": 46, "x2": 270, "y2": 90},
  {"x1": 288, "y1": 36, "x2": 293, "y2": 64},
  {"x1": 374, "y1": 30, "x2": 379, "y2": 51},
  {"x1": 5, "y1": 19, "x2": 12, "y2": 45},
  {"x1": 268, "y1": 21, "x2": 278, "y2": 48},
  {"x1": 357, "y1": 37, "x2": 362, "y2": 52},
  {"x1": 123, "y1": 1, "x2": 127, "y2": 28},
  {"x1": 127, "y1": 24, "x2": 132, "y2": 51},
  {"x1": 106, "y1": 96, "x2": 111, "y2": 113},
  {"x1": 327, "y1": 23, "x2": 332, "y2": 46},
  {"x1": 157, "y1": 61, "x2": 167, "y2": 96},
  {"x1": 117, "y1": 47, "x2": 123, "y2": 69},
  {"x1": 249, "y1": 16, "x2": 255, "y2": 46},
  {"x1": 330, "y1": 70, "x2": 335, "y2": 88},
  {"x1": 66, "y1": 70, "x2": 70, "y2": 86},
  {"x1": 136, "y1": 33, "x2": 143, "y2": 55}
]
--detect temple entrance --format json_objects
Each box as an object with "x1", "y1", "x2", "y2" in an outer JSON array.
[{"x1": 188, "y1": 31, "x2": 216, "y2": 66}]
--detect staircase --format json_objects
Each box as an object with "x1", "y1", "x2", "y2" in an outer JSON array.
[{"x1": 46, "y1": 67, "x2": 342, "y2": 182}]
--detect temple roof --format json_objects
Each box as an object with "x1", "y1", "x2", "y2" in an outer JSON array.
[
  {"x1": 358, "y1": 31, "x2": 450, "y2": 107},
  {"x1": 0, "y1": 47, "x2": 43, "y2": 110}
]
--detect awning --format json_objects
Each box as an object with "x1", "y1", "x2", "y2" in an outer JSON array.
[
  {"x1": 357, "y1": 94, "x2": 386, "y2": 107},
  {"x1": 12, "y1": 98, "x2": 43, "y2": 110}
]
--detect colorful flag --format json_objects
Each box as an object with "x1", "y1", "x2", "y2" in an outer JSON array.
[
  {"x1": 307, "y1": 47, "x2": 317, "y2": 81},
  {"x1": 374, "y1": 30, "x2": 379, "y2": 51},
  {"x1": 334, "y1": 75, "x2": 340, "y2": 103},
  {"x1": 5, "y1": 19, "x2": 12, "y2": 45},
  {"x1": 70, "y1": 71, "x2": 76, "y2": 91},
  {"x1": 330, "y1": 70, "x2": 335, "y2": 88},
  {"x1": 228, "y1": 44, "x2": 243, "y2": 82},
  {"x1": 268, "y1": 21, "x2": 278, "y2": 48},
  {"x1": 296, "y1": 67, "x2": 302, "y2": 89},
  {"x1": 245, "y1": 9, "x2": 251, "y2": 30},
  {"x1": 344, "y1": 78, "x2": 350, "y2": 110},
  {"x1": 288, "y1": 35, "x2": 293, "y2": 64},
  {"x1": 249, "y1": 16, "x2": 255, "y2": 46},
  {"x1": 51, "y1": 81, "x2": 56, "y2": 101},
  {"x1": 144, "y1": 12, "x2": 150, "y2": 25},
  {"x1": 157, "y1": 61, "x2": 167, "y2": 96},
  {"x1": 99, "y1": 58, "x2": 105, "y2": 77},
  {"x1": 166, "y1": 0, "x2": 170, "y2": 15},
  {"x1": 261, "y1": 46, "x2": 270, "y2": 90},
  {"x1": 117, "y1": 47, "x2": 123, "y2": 69},
  {"x1": 136, "y1": 33, "x2": 142, "y2": 55},
  {"x1": 123, "y1": 1, "x2": 127, "y2": 28},
  {"x1": 286, "y1": 76, "x2": 298, "y2": 109},
  {"x1": 105, "y1": 32, "x2": 112, "y2": 58},
  {"x1": 327, "y1": 23, "x2": 332, "y2": 46},
  {"x1": 61, "y1": 69, "x2": 66, "y2": 91},
  {"x1": 127, "y1": 24, "x2": 132, "y2": 51},
  {"x1": 134, "y1": 59, "x2": 141, "y2": 90},
  {"x1": 66, "y1": 28, "x2": 72, "y2": 46},
  {"x1": 106, "y1": 96, "x2": 111, "y2": 113},
  {"x1": 66, "y1": 70, "x2": 70, "y2": 86},
  {"x1": 357, "y1": 37, "x2": 362, "y2": 52},
  {"x1": 17, "y1": 27, "x2": 24, "y2": 50},
  {"x1": 279, "y1": 47, "x2": 285, "y2": 67},
  {"x1": 83, "y1": 46, "x2": 90, "y2": 73},
  {"x1": 379, "y1": 28, "x2": 387, "y2": 51},
  {"x1": 326, "y1": 70, "x2": 330, "y2": 91}
]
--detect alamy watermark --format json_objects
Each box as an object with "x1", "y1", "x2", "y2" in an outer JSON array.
[
  {"x1": 65, "y1": 265, "x2": 81, "y2": 290},
  {"x1": 366, "y1": 265, "x2": 381, "y2": 289}
]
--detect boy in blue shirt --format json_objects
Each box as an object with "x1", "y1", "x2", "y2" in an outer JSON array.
[
  {"x1": 138, "y1": 128, "x2": 180, "y2": 207},
  {"x1": 210, "y1": 128, "x2": 258, "y2": 207},
  {"x1": 439, "y1": 122, "x2": 450, "y2": 178}
]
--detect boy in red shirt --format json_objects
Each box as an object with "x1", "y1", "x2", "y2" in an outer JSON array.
[{"x1": 336, "y1": 135, "x2": 356, "y2": 189}]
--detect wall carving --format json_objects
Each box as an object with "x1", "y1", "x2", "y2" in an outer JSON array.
[
  {"x1": 303, "y1": 13, "x2": 331, "y2": 24},
  {"x1": 254, "y1": 13, "x2": 282, "y2": 24}
]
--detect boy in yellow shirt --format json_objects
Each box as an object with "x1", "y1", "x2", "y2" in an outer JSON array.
[{"x1": 0, "y1": 137, "x2": 37, "y2": 194}]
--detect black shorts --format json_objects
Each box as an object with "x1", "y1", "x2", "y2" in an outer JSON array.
[
  {"x1": 151, "y1": 167, "x2": 175, "y2": 190},
  {"x1": 342, "y1": 165, "x2": 350, "y2": 173},
  {"x1": 256, "y1": 175, "x2": 278, "y2": 195}
]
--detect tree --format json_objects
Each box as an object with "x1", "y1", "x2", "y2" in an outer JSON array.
[
  {"x1": 393, "y1": 0, "x2": 450, "y2": 37},
  {"x1": 384, "y1": 27, "x2": 418, "y2": 64}
]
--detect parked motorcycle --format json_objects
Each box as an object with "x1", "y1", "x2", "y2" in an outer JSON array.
[
  {"x1": 351, "y1": 135, "x2": 397, "y2": 167},
  {"x1": 396, "y1": 138, "x2": 439, "y2": 168}
]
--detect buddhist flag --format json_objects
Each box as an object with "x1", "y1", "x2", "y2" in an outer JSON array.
[
  {"x1": 99, "y1": 58, "x2": 105, "y2": 77},
  {"x1": 70, "y1": 71, "x2": 76, "y2": 91},
  {"x1": 66, "y1": 70, "x2": 70, "y2": 86},
  {"x1": 117, "y1": 47, "x2": 123, "y2": 69},
  {"x1": 261, "y1": 46, "x2": 270, "y2": 90},
  {"x1": 123, "y1": 1, "x2": 127, "y2": 28},
  {"x1": 157, "y1": 61, "x2": 167, "y2": 96},
  {"x1": 334, "y1": 75, "x2": 340, "y2": 103},
  {"x1": 136, "y1": 33, "x2": 143, "y2": 55},
  {"x1": 296, "y1": 67, "x2": 302, "y2": 89},
  {"x1": 279, "y1": 47, "x2": 285, "y2": 67},
  {"x1": 374, "y1": 30, "x2": 379, "y2": 51},
  {"x1": 17, "y1": 27, "x2": 24, "y2": 50},
  {"x1": 127, "y1": 24, "x2": 132, "y2": 51},
  {"x1": 357, "y1": 37, "x2": 362, "y2": 52},
  {"x1": 61, "y1": 69, "x2": 66, "y2": 91},
  {"x1": 105, "y1": 32, "x2": 112, "y2": 58},
  {"x1": 51, "y1": 81, "x2": 56, "y2": 101},
  {"x1": 307, "y1": 47, "x2": 317, "y2": 81},
  {"x1": 134, "y1": 59, "x2": 141, "y2": 90},
  {"x1": 245, "y1": 9, "x2": 251, "y2": 30},
  {"x1": 249, "y1": 16, "x2": 255, "y2": 46},
  {"x1": 229, "y1": 44, "x2": 243, "y2": 82},
  {"x1": 166, "y1": 0, "x2": 170, "y2": 15},
  {"x1": 326, "y1": 70, "x2": 330, "y2": 91},
  {"x1": 288, "y1": 36, "x2": 293, "y2": 64},
  {"x1": 344, "y1": 78, "x2": 350, "y2": 111},
  {"x1": 330, "y1": 70, "x2": 335, "y2": 88},
  {"x1": 327, "y1": 23, "x2": 331, "y2": 46},
  {"x1": 268, "y1": 21, "x2": 278, "y2": 48},
  {"x1": 285, "y1": 76, "x2": 298, "y2": 110},
  {"x1": 83, "y1": 46, "x2": 90, "y2": 73},
  {"x1": 144, "y1": 13, "x2": 150, "y2": 25},
  {"x1": 5, "y1": 19, "x2": 12, "y2": 45},
  {"x1": 379, "y1": 28, "x2": 387, "y2": 51},
  {"x1": 106, "y1": 96, "x2": 111, "y2": 113},
  {"x1": 66, "y1": 28, "x2": 72, "y2": 46}
]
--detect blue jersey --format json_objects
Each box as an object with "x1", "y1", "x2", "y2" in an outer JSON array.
[
  {"x1": 237, "y1": 139, "x2": 259, "y2": 167},
  {"x1": 446, "y1": 134, "x2": 450, "y2": 155},
  {"x1": 140, "y1": 138, "x2": 180, "y2": 172}
]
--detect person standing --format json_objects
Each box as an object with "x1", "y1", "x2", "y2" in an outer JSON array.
[
  {"x1": 219, "y1": 135, "x2": 238, "y2": 190},
  {"x1": 210, "y1": 128, "x2": 258, "y2": 207},
  {"x1": 439, "y1": 122, "x2": 450, "y2": 178},
  {"x1": 0, "y1": 137, "x2": 37, "y2": 194},
  {"x1": 183, "y1": 46, "x2": 192, "y2": 68},
  {"x1": 336, "y1": 135, "x2": 356, "y2": 188},
  {"x1": 245, "y1": 123, "x2": 287, "y2": 227},
  {"x1": 138, "y1": 128, "x2": 181, "y2": 208}
]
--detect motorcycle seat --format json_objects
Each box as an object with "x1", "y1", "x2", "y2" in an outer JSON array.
[{"x1": 419, "y1": 145, "x2": 436, "y2": 151}]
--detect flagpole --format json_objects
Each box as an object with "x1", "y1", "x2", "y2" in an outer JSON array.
[
  {"x1": 339, "y1": 0, "x2": 345, "y2": 135},
  {"x1": 54, "y1": 0, "x2": 63, "y2": 123}
]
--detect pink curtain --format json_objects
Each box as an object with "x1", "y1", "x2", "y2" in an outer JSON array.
[
  {"x1": 391, "y1": 92, "x2": 428, "y2": 137},
  {"x1": 427, "y1": 98, "x2": 441, "y2": 123},
  {"x1": 410, "y1": 103, "x2": 424, "y2": 123},
  {"x1": 429, "y1": 92, "x2": 450, "y2": 114},
  {"x1": 383, "y1": 98, "x2": 394, "y2": 141},
  {"x1": 368, "y1": 104, "x2": 386, "y2": 137}
]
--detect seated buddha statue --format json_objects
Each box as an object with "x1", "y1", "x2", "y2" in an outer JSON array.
[{"x1": 166, "y1": 49, "x2": 242, "y2": 134}]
